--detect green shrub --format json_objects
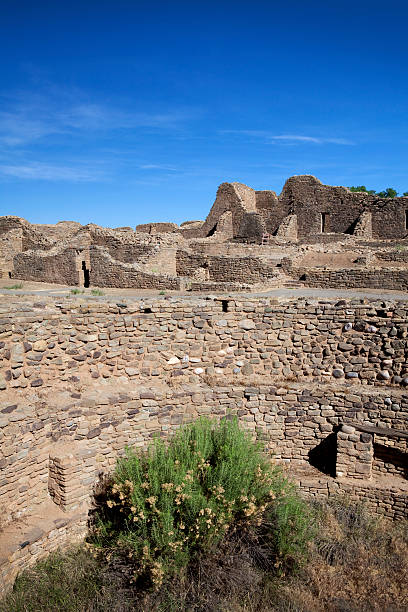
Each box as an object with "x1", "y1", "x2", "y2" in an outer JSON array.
[
  {"x1": 265, "y1": 483, "x2": 315, "y2": 574},
  {"x1": 70, "y1": 288, "x2": 84, "y2": 294},
  {"x1": 4, "y1": 283, "x2": 23, "y2": 290},
  {"x1": 91, "y1": 289, "x2": 104, "y2": 296},
  {"x1": 90, "y1": 417, "x2": 308, "y2": 586}
]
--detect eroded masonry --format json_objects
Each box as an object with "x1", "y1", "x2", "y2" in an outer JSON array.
[
  {"x1": 0, "y1": 175, "x2": 407, "y2": 592},
  {"x1": 1, "y1": 174, "x2": 408, "y2": 293}
]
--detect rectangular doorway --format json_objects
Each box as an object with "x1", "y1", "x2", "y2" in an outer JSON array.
[
  {"x1": 321, "y1": 212, "x2": 329, "y2": 233},
  {"x1": 82, "y1": 261, "x2": 90, "y2": 287}
]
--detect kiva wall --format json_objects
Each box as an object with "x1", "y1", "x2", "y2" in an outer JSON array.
[
  {"x1": 2, "y1": 296, "x2": 408, "y2": 393},
  {"x1": 1, "y1": 295, "x2": 407, "y2": 591}
]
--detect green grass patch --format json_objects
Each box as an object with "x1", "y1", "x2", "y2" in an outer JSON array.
[
  {"x1": 70, "y1": 288, "x2": 84, "y2": 294},
  {"x1": 0, "y1": 545, "x2": 125, "y2": 612},
  {"x1": 91, "y1": 289, "x2": 104, "y2": 296},
  {"x1": 4, "y1": 283, "x2": 23, "y2": 290}
]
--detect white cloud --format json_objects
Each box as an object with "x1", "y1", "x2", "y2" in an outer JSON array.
[
  {"x1": 0, "y1": 162, "x2": 104, "y2": 182},
  {"x1": 139, "y1": 164, "x2": 179, "y2": 171},
  {"x1": 0, "y1": 87, "x2": 197, "y2": 148},
  {"x1": 220, "y1": 130, "x2": 354, "y2": 145}
]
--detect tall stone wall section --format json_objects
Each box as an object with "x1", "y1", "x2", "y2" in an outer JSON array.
[
  {"x1": 197, "y1": 176, "x2": 408, "y2": 242},
  {"x1": 280, "y1": 175, "x2": 408, "y2": 239},
  {"x1": 89, "y1": 247, "x2": 180, "y2": 289}
]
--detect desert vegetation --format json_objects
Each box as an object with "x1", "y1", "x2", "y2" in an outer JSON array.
[
  {"x1": 349, "y1": 185, "x2": 408, "y2": 197},
  {"x1": 1, "y1": 418, "x2": 407, "y2": 612}
]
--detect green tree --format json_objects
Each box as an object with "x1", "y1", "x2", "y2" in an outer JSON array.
[
  {"x1": 403, "y1": 191, "x2": 408, "y2": 197},
  {"x1": 377, "y1": 187, "x2": 398, "y2": 198},
  {"x1": 349, "y1": 186, "x2": 376, "y2": 194}
]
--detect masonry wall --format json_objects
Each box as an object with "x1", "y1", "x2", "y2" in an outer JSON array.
[
  {"x1": 255, "y1": 191, "x2": 289, "y2": 235},
  {"x1": 1, "y1": 380, "x2": 406, "y2": 527},
  {"x1": 12, "y1": 248, "x2": 80, "y2": 285},
  {"x1": 2, "y1": 296, "x2": 408, "y2": 393},
  {"x1": 1, "y1": 295, "x2": 407, "y2": 592},
  {"x1": 0, "y1": 230, "x2": 22, "y2": 278},
  {"x1": 91, "y1": 234, "x2": 157, "y2": 264},
  {"x1": 88, "y1": 246, "x2": 180, "y2": 289},
  {"x1": 176, "y1": 250, "x2": 278, "y2": 283},
  {"x1": 198, "y1": 182, "x2": 257, "y2": 238},
  {"x1": 376, "y1": 251, "x2": 408, "y2": 263},
  {"x1": 280, "y1": 176, "x2": 408, "y2": 239},
  {"x1": 291, "y1": 267, "x2": 408, "y2": 292},
  {"x1": 1, "y1": 295, "x2": 407, "y2": 527}
]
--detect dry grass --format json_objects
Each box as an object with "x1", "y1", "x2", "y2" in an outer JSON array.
[
  {"x1": 2, "y1": 498, "x2": 407, "y2": 612},
  {"x1": 138, "y1": 499, "x2": 408, "y2": 611}
]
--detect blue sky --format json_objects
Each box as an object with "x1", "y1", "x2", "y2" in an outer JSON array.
[{"x1": 1, "y1": 0, "x2": 407, "y2": 227}]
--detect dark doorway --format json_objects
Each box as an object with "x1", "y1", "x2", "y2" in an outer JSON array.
[
  {"x1": 82, "y1": 261, "x2": 90, "y2": 288},
  {"x1": 321, "y1": 212, "x2": 329, "y2": 233},
  {"x1": 374, "y1": 443, "x2": 408, "y2": 479},
  {"x1": 405, "y1": 210, "x2": 408, "y2": 230},
  {"x1": 206, "y1": 223, "x2": 217, "y2": 237},
  {"x1": 308, "y1": 432, "x2": 337, "y2": 477}
]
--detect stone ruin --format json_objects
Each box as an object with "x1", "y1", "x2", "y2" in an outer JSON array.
[
  {"x1": 1, "y1": 174, "x2": 408, "y2": 293},
  {"x1": 0, "y1": 175, "x2": 407, "y2": 593}
]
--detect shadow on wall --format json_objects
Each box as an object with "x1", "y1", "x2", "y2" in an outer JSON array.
[
  {"x1": 308, "y1": 432, "x2": 338, "y2": 477},
  {"x1": 374, "y1": 443, "x2": 408, "y2": 480}
]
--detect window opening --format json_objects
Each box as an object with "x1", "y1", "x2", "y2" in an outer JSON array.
[{"x1": 206, "y1": 223, "x2": 217, "y2": 237}]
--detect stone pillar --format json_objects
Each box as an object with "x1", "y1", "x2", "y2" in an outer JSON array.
[
  {"x1": 48, "y1": 444, "x2": 98, "y2": 512},
  {"x1": 336, "y1": 424, "x2": 373, "y2": 480}
]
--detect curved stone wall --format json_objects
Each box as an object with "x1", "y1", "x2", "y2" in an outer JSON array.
[{"x1": 0, "y1": 294, "x2": 407, "y2": 593}]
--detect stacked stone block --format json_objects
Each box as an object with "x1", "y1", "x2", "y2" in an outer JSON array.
[
  {"x1": 48, "y1": 445, "x2": 98, "y2": 512},
  {"x1": 336, "y1": 424, "x2": 373, "y2": 479}
]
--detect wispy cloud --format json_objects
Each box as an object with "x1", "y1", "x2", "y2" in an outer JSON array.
[
  {"x1": 0, "y1": 162, "x2": 105, "y2": 182},
  {"x1": 0, "y1": 86, "x2": 197, "y2": 148},
  {"x1": 220, "y1": 130, "x2": 354, "y2": 145},
  {"x1": 139, "y1": 164, "x2": 179, "y2": 171}
]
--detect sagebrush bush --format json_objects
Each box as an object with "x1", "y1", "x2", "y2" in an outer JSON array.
[{"x1": 90, "y1": 417, "x2": 310, "y2": 585}]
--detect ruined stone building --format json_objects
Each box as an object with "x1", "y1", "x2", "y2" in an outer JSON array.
[
  {"x1": 1, "y1": 175, "x2": 408, "y2": 292},
  {"x1": 0, "y1": 175, "x2": 407, "y2": 591}
]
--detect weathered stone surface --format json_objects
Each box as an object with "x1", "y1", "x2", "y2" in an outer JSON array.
[
  {"x1": 30, "y1": 378, "x2": 43, "y2": 387},
  {"x1": 239, "y1": 319, "x2": 256, "y2": 330},
  {"x1": 33, "y1": 340, "x2": 47, "y2": 352}
]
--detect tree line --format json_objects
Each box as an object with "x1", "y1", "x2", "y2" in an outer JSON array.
[{"x1": 349, "y1": 186, "x2": 408, "y2": 198}]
